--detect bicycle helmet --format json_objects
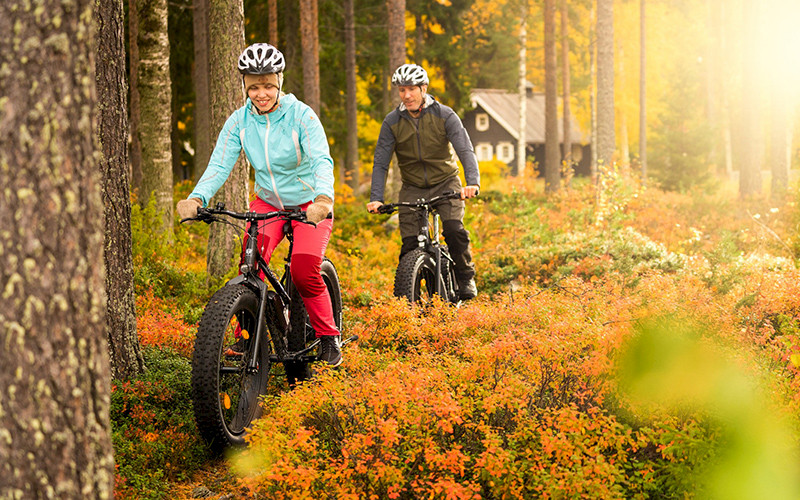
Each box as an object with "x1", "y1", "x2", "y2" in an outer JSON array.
[
  {"x1": 391, "y1": 64, "x2": 429, "y2": 86},
  {"x1": 238, "y1": 43, "x2": 286, "y2": 75}
]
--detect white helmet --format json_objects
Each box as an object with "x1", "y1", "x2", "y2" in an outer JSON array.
[
  {"x1": 391, "y1": 64, "x2": 429, "y2": 86},
  {"x1": 238, "y1": 43, "x2": 285, "y2": 75}
]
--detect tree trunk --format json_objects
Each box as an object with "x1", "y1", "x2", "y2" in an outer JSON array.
[
  {"x1": 739, "y1": 0, "x2": 761, "y2": 197},
  {"x1": 129, "y1": 0, "x2": 143, "y2": 194},
  {"x1": 544, "y1": 0, "x2": 560, "y2": 192},
  {"x1": 0, "y1": 0, "x2": 114, "y2": 495},
  {"x1": 596, "y1": 0, "x2": 615, "y2": 169},
  {"x1": 269, "y1": 0, "x2": 278, "y2": 45},
  {"x1": 345, "y1": 0, "x2": 360, "y2": 192},
  {"x1": 193, "y1": 0, "x2": 212, "y2": 182},
  {"x1": 300, "y1": 0, "x2": 321, "y2": 115},
  {"x1": 387, "y1": 0, "x2": 407, "y2": 200},
  {"x1": 561, "y1": 0, "x2": 573, "y2": 186},
  {"x1": 770, "y1": 90, "x2": 790, "y2": 199},
  {"x1": 136, "y1": 0, "x2": 174, "y2": 235},
  {"x1": 590, "y1": 3, "x2": 598, "y2": 179},
  {"x1": 640, "y1": 0, "x2": 647, "y2": 183},
  {"x1": 96, "y1": 0, "x2": 145, "y2": 380},
  {"x1": 517, "y1": 0, "x2": 527, "y2": 178},
  {"x1": 207, "y1": 0, "x2": 248, "y2": 279},
  {"x1": 387, "y1": 0, "x2": 407, "y2": 91}
]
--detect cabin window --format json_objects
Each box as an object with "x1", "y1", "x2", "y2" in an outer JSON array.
[
  {"x1": 497, "y1": 141, "x2": 514, "y2": 163},
  {"x1": 476, "y1": 143, "x2": 493, "y2": 162},
  {"x1": 475, "y1": 113, "x2": 490, "y2": 132}
]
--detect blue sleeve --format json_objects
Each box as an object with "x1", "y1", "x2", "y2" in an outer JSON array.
[
  {"x1": 190, "y1": 110, "x2": 243, "y2": 206},
  {"x1": 298, "y1": 106, "x2": 335, "y2": 201},
  {"x1": 370, "y1": 117, "x2": 396, "y2": 202},
  {"x1": 444, "y1": 108, "x2": 481, "y2": 187}
]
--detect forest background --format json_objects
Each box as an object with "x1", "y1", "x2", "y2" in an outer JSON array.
[{"x1": 4, "y1": 0, "x2": 800, "y2": 498}]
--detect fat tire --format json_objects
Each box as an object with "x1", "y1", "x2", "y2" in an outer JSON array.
[
  {"x1": 394, "y1": 248, "x2": 444, "y2": 303},
  {"x1": 286, "y1": 258, "x2": 343, "y2": 383},
  {"x1": 191, "y1": 284, "x2": 271, "y2": 454}
]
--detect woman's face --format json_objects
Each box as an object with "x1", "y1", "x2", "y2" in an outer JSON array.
[{"x1": 245, "y1": 74, "x2": 280, "y2": 113}]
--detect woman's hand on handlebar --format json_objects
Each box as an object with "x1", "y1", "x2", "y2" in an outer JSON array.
[
  {"x1": 177, "y1": 197, "x2": 203, "y2": 223},
  {"x1": 366, "y1": 201, "x2": 384, "y2": 214},
  {"x1": 461, "y1": 185, "x2": 480, "y2": 200}
]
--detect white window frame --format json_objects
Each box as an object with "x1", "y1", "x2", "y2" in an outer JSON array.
[
  {"x1": 475, "y1": 113, "x2": 490, "y2": 132},
  {"x1": 475, "y1": 143, "x2": 493, "y2": 162},
  {"x1": 496, "y1": 141, "x2": 514, "y2": 163}
]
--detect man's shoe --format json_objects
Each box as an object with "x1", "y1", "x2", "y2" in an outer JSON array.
[
  {"x1": 458, "y1": 278, "x2": 478, "y2": 301},
  {"x1": 318, "y1": 335, "x2": 343, "y2": 367}
]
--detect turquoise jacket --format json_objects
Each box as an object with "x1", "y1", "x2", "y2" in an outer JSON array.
[{"x1": 191, "y1": 94, "x2": 335, "y2": 209}]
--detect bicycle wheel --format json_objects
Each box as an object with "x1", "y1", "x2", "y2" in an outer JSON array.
[
  {"x1": 394, "y1": 248, "x2": 445, "y2": 303},
  {"x1": 286, "y1": 258, "x2": 343, "y2": 384},
  {"x1": 191, "y1": 284, "x2": 273, "y2": 453}
]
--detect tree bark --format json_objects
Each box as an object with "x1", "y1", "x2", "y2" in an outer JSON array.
[
  {"x1": 544, "y1": 0, "x2": 560, "y2": 192},
  {"x1": 206, "y1": 0, "x2": 248, "y2": 279},
  {"x1": 387, "y1": 0, "x2": 407, "y2": 88},
  {"x1": 193, "y1": 0, "x2": 212, "y2": 182},
  {"x1": 0, "y1": 0, "x2": 114, "y2": 495},
  {"x1": 129, "y1": 0, "x2": 143, "y2": 195},
  {"x1": 268, "y1": 0, "x2": 279, "y2": 45},
  {"x1": 96, "y1": 0, "x2": 145, "y2": 380},
  {"x1": 136, "y1": 0, "x2": 175, "y2": 235},
  {"x1": 300, "y1": 0, "x2": 321, "y2": 115},
  {"x1": 596, "y1": 0, "x2": 615, "y2": 170},
  {"x1": 345, "y1": 0, "x2": 360, "y2": 191},
  {"x1": 387, "y1": 0, "x2": 407, "y2": 200},
  {"x1": 561, "y1": 0, "x2": 573, "y2": 183}
]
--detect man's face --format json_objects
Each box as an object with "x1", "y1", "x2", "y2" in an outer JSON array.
[{"x1": 397, "y1": 84, "x2": 427, "y2": 113}]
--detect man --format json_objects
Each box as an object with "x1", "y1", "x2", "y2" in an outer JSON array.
[{"x1": 367, "y1": 63, "x2": 480, "y2": 300}]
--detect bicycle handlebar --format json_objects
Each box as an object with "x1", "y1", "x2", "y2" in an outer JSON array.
[
  {"x1": 180, "y1": 203, "x2": 311, "y2": 225},
  {"x1": 375, "y1": 190, "x2": 472, "y2": 215}
]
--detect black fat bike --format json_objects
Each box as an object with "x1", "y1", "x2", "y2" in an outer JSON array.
[
  {"x1": 376, "y1": 190, "x2": 465, "y2": 304},
  {"x1": 183, "y1": 204, "x2": 352, "y2": 453}
]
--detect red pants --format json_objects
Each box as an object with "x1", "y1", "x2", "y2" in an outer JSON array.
[{"x1": 241, "y1": 198, "x2": 338, "y2": 337}]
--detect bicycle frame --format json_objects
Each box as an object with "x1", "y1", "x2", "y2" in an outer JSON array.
[
  {"x1": 193, "y1": 205, "x2": 320, "y2": 372},
  {"x1": 377, "y1": 190, "x2": 462, "y2": 301}
]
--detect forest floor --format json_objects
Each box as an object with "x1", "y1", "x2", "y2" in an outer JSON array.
[{"x1": 116, "y1": 176, "x2": 800, "y2": 499}]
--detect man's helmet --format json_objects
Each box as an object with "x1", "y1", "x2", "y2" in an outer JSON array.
[
  {"x1": 238, "y1": 43, "x2": 286, "y2": 75},
  {"x1": 391, "y1": 64, "x2": 429, "y2": 86}
]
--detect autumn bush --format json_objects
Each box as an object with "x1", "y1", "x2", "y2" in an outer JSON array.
[
  {"x1": 115, "y1": 177, "x2": 800, "y2": 498},
  {"x1": 112, "y1": 348, "x2": 210, "y2": 499}
]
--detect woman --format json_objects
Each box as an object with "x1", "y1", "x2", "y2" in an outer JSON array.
[{"x1": 176, "y1": 43, "x2": 342, "y2": 366}]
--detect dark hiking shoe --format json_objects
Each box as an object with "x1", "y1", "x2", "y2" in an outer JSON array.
[
  {"x1": 318, "y1": 335, "x2": 343, "y2": 367},
  {"x1": 458, "y1": 278, "x2": 478, "y2": 301},
  {"x1": 224, "y1": 337, "x2": 249, "y2": 358}
]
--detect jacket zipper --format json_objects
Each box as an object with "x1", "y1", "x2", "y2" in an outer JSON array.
[
  {"x1": 263, "y1": 114, "x2": 284, "y2": 209},
  {"x1": 410, "y1": 111, "x2": 429, "y2": 186}
]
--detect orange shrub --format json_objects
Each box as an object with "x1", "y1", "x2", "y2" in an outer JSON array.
[{"x1": 136, "y1": 288, "x2": 196, "y2": 357}]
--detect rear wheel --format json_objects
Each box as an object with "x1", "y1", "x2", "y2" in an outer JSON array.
[
  {"x1": 393, "y1": 248, "x2": 445, "y2": 303},
  {"x1": 286, "y1": 258, "x2": 343, "y2": 384},
  {"x1": 191, "y1": 284, "x2": 273, "y2": 454}
]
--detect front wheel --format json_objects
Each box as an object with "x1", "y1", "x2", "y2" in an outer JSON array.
[
  {"x1": 191, "y1": 284, "x2": 273, "y2": 454},
  {"x1": 393, "y1": 248, "x2": 447, "y2": 303},
  {"x1": 286, "y1": 258, "x2": 343, "y2": 384}
]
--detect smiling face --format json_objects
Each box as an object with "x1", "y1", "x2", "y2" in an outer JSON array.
[
  {"x1": 397, "y1": 84, "x2": 427, "y2": 115},
  {"x1": 244, "y1": 74, "x2": 280, "y2": 113}
]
